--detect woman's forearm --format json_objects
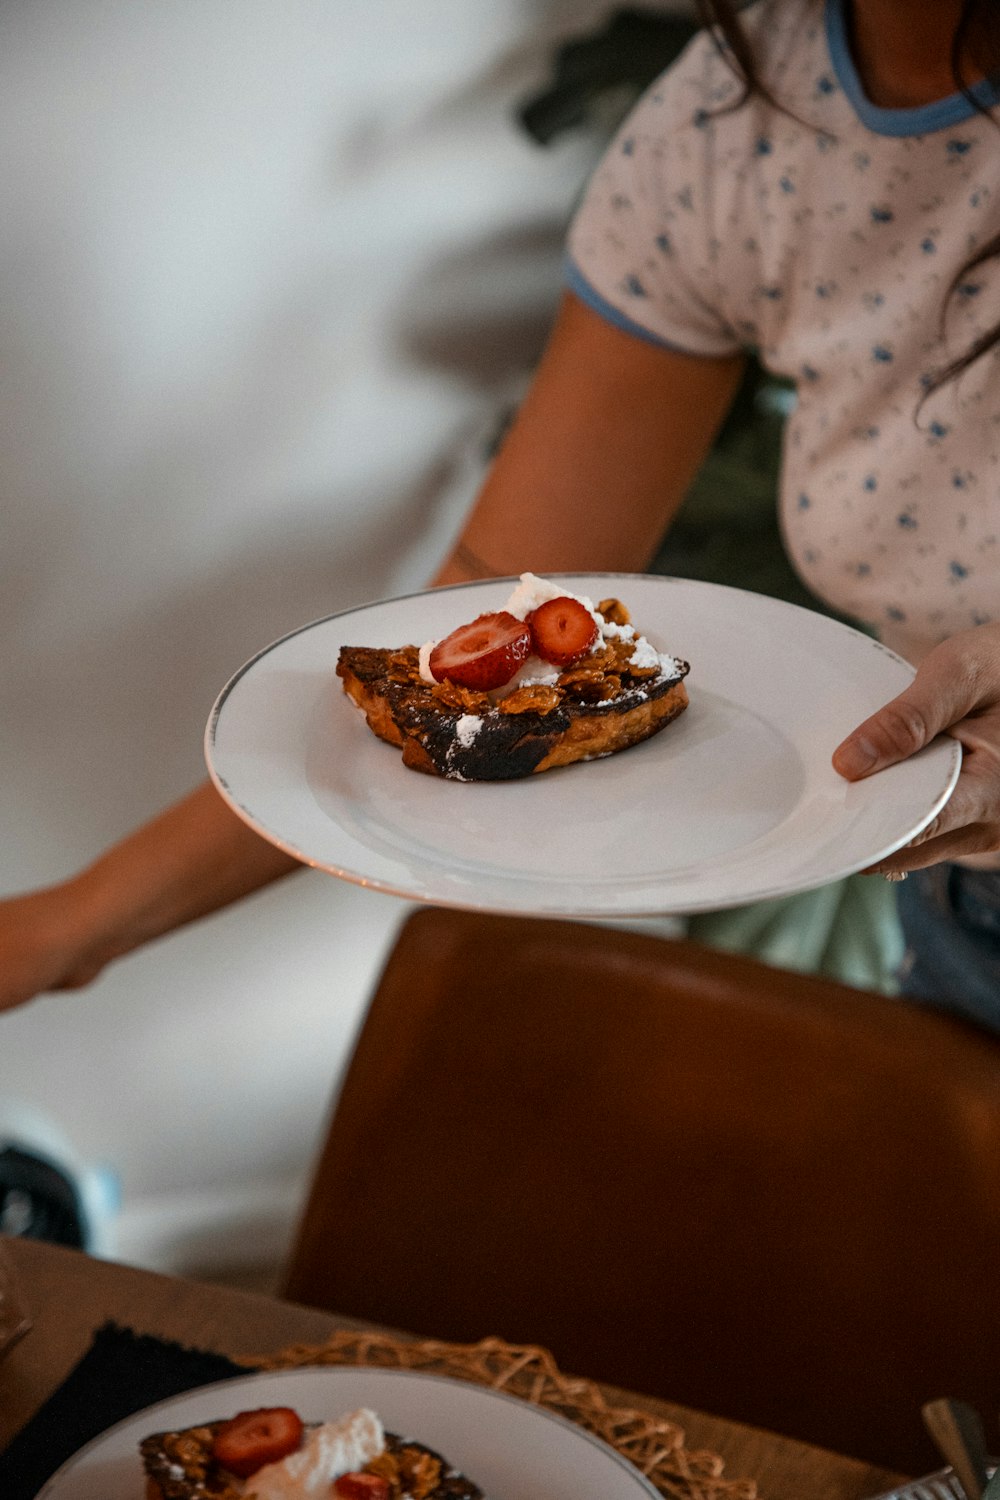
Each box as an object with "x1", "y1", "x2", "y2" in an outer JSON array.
[
  {"x1": 68, "y1": 780, "x2": 301, "y2": 963},
  {"x1": 0, "y1": 781, "x2": 301, "y2": 1012}
]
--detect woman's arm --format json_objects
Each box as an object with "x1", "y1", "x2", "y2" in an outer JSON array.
[
  {"x1": 0, "y1": 293, "x2": 744, "y2": 1012},
  {"x1": 435, "y1": 292, "x2": 745, "y2": 584},
  {"x1": 0, "y1": 782, "x2": 301, "y2": 1012}
]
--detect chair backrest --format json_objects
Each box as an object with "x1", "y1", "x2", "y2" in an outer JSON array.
[{"x1": 283, "y1": 906, "x2": 1000, "y2": 1475}]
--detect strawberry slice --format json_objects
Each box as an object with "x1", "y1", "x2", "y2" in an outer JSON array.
[
  {"x1": 428, "y1": 610, "x2": 531, "y2": 690},
  {"x1": 334, "y1": 1476, "x2": 390, "y2": 1499},
  {"x1": 527, "y1": 596, "x2": 598, "y2": 666},
  {"x1": 212, "y1": 1407, "x2": 304, "y2": 1477}
]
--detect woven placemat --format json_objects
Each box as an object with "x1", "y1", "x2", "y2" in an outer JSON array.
[{"x1": 245, "y1": 1331, "x2": 757, "y2": 1500}]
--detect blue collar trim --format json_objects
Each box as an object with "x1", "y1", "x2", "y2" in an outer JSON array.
[{"x1": 825, "y1": 0, "x2": 1000, "y2": 136}]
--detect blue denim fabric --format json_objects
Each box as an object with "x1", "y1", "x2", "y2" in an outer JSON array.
[{"x1": 896, "y1": 865, "x2": 1000, "y2": 1032}]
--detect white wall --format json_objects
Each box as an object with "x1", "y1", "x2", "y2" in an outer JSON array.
[{"x1": 0, "y1": 0, "x2": 620, "y2": 1272}]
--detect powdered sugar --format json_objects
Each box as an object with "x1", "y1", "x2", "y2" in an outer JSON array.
[{"x1": 455, "y1": 713, "x2": 483, "y2": 747}]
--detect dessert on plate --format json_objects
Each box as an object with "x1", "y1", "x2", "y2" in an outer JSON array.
[
  {"x1": 140, "y1": 1403, "x2": 485, "y2": 1500},
  {"x1": 337, "y1": 573, "x2": 689, "y2": 781}
]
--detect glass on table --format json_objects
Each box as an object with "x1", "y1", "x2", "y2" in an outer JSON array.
[{"x1": 0, "y1": 1238, "x2": 32, "y2": 1358}]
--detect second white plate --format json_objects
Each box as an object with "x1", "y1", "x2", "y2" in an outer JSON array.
[
  {"x1": 37, "y1": 1366, "x2": 660, "y2": 1500},
  {"x1": 205, "y1": 574, "x2": 960, "y2": 917}
]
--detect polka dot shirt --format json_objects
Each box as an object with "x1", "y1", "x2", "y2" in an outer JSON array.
[{"x1": 566, "y1": 0, "x2": 1000, "y2": 662}]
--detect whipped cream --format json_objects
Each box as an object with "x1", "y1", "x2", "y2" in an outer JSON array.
[
  {"x1": 420, "y1": 572, "x2": 682, "y2": 692},
  {"x1": 245, "y1": 1408, "x2": 383, "y2": 1500},
  {"x1": 502, "y1": 571, "x2": 601, "y2": 628},
  {"x1": 417, "y1": 637, "x2": 437, "y2": 682},
  {"x1": 496, "y1": 573, "x2": 600, "y2": 692}
]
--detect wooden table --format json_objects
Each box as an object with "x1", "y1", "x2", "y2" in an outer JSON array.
[{"x1": 0, "y1": 1237, "x2": 908, "y2": 1500}]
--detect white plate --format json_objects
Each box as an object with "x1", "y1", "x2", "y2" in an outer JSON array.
[
  {"x1": 36, "y1": 1366, "x2": 660, "y2": 1499},
  {"x1": 205, "y1": 574, "x2": 961, "y2": 917}
]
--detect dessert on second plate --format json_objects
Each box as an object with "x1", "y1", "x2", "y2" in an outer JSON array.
[
  {"x1": 140, "y1": 1402, "x2": 485, "y2": 1500},
  {"x1": 337, "y1": 573, "x2": 689, "y2": 781}
]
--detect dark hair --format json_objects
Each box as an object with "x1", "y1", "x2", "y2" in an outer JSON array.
[{"x1": 691, "y1": 0, "x2": 1000, "y2": 397}]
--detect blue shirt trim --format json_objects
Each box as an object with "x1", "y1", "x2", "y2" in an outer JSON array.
[
  {"x1": 826, "y1": 0, "x2": 1000, "y2": 136},
  {"x1": 563, "y1": 257, "x2": 712, "y2": 356}
]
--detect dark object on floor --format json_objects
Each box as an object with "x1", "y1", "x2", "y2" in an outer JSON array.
[{"x1": 0, "y1": 1144, "x2": 86, "y2": 1248}]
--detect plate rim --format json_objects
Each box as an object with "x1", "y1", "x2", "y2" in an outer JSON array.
[
  {"x1": 36, "y1": 1363, "x2": 662, "y2": 1499},
  {"x1": 204, "y1": 573, "x2": 962, "y2": 917}
]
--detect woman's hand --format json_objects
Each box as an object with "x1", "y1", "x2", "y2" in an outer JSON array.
[
  {"x1": 0, "y1": 883, "x2": 117, "y2": 1013},
  {"x1": 832, "y1": 623, "x2": 1000, "y2": 874},
  {"x1": 0, "y1": 782, "x2": 302, "y2": 1016}
]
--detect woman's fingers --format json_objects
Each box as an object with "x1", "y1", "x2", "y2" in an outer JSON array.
[
  {"x1": 860, "y1": 705, "x2": 1000, "y2": 873},
  {"x1": 833, "y1": 626, "x2": 1000, "y2": 873},
  {"x1": 833, "y1": 632, "x2": 995, "y2": 781},
  {"x1": 864, "y1": 822, "x2": 998, "y2": 878}
]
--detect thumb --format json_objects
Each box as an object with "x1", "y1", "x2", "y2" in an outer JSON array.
[{"x1": 832, "y1": 659, "x2": 967, "y2": 782}]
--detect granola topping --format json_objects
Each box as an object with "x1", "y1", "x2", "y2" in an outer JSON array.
[{"x1": 366, "y1": 1443, "x2": 443, "y2": 1498}]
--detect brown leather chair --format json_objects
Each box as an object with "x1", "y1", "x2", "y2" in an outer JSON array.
[{"x1": 282, "y1": 906, "x2": 1000, "y2": 1475}]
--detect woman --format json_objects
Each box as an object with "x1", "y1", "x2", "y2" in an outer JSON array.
[{"x1": 3, "y1": 0, "x2": 999, "y2": 1021}]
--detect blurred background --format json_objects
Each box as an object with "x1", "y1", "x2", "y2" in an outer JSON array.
[{"x1": 0, "y1": 0, "x2": 673, "y2": 1285}]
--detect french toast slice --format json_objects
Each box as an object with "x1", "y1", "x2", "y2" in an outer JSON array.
[
  {"x1": 140, "y1": 1420, "x2": 485, "y2": 1500},
  {"x1": 337, "y1": 595, "x2": 689, "y2": 782}
]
